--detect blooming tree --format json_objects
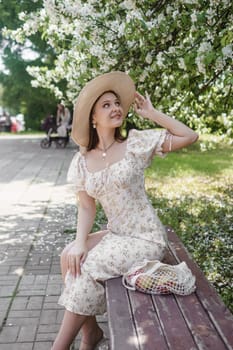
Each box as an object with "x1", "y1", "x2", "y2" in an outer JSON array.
[{"x1": 4, "y1": 0, "x2": 233, "y2": 135}]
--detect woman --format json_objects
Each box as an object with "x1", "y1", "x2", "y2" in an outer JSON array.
[
  {"x1": 56, "y1": 103, "x2": 71, "y2": 137},
  {"x1": 52, "y1": 71, "x2": 198, "y2": 350}
]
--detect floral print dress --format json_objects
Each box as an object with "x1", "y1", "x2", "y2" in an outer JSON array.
[{"x1": 58, "y1": 129, "x2": 168, "y2": 315}]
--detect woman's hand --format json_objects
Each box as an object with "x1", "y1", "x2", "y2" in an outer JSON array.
[
  {"x1": 134, "y1": 91, "x2": 154, "y2": 119},
  {"x1": 67, "y1": 242, "x2": 88, "y2": 277}
]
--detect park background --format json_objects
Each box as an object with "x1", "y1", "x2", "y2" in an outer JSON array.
[{"x1": 0, "y1": 1, "x2": 232, "y2": 312}]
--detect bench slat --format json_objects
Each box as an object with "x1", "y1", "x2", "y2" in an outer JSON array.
[
  {"x1": 106, "y1": 277, "x2": 140, "y2": 350},
  {"x1": 128, "y1": 290, "x2": 169, "y2": 349},
  {"x1": 167, "y1": 227, "x2": 233, "y2": 349},
  {"x1": 152, "y1": 294, "x2": 198, "y2": 350}
]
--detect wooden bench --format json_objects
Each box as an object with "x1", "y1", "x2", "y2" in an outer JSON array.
[{"x1": 106, "y1": 227, "x2": 233, "y2": 350}]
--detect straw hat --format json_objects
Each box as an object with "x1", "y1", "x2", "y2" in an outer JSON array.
[{"x1": 71, "y1": 71, "x2": 136, "y2": 147}]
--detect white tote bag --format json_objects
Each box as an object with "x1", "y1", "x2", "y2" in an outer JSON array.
[{"x1": 122, "y1": 260, "x2": 196, "y2": 295}]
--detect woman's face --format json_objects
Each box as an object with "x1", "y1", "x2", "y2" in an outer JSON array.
[{"x1": 92, "y1": 92, "x2": 124, "y2": 130}]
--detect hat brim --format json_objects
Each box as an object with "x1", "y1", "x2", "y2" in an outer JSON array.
[{"x1": 71, "y1": 71, "x2": 136, "y2": 147}]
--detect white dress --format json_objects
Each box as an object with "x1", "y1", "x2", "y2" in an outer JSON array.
[{"x1": 58, "y1": 129, "x2": 168, "y2": 315}]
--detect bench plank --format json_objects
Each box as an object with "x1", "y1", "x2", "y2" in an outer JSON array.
[
  {"x1": 128, "y1": 290, "x2": 168, "y2": 349},
  {"x1": 152, "y1": 294, "x2": 197, "y2": 350},
  {"x1": 106, "y1": 276, "x2": 140, "y2": 350}
]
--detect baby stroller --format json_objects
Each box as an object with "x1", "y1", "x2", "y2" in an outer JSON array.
[{"x1": 40, "y1": 115, "x2": 70, "y2": 149}]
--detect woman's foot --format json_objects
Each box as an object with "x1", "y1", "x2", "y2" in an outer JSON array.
[{"x1": 79, "y1": 326, "x2": 104, "y2": 350}]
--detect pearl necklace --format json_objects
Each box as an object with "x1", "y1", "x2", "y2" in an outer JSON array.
[{"x1": 97, "y1": 140, "x2": 115, "y2": 160}]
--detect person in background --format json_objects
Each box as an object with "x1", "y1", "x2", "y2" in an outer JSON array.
[
  {"x1": 57, "y1": 103, "x2": 71, "y2": 137},
  {"x1": 41, "y1": 114, "x2": 57, "y2": 134}
]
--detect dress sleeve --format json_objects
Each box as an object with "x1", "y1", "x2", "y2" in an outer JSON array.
[
  {"x1": 67, "y1": 152, "x2": 86, "y2": 193},
  {"x1": 127, "y1": 128, "x2": 167, "y2": 168}
]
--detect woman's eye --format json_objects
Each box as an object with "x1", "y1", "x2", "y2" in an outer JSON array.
[
  {"x1": 115, "y1": 101, "x2": 120, "y2": 106},
  {"x1": 103, "y1": 103, "x2": 110, "y2": 108}
]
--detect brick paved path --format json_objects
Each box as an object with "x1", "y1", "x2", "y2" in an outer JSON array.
[{"x1": 0, "y1": 135, "x2": 109, "y2": 350}]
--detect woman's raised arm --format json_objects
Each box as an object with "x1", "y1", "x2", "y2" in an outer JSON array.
[{"x1": 134, "y1": 91, "x2": 199, "y2": 152}]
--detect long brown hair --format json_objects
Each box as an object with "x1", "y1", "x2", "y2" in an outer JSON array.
[{"x1": 87, "y1": 91, "x2": 127, "y2": 151}]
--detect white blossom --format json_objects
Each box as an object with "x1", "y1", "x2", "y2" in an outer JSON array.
[
  {"x1": 156, "y1": 52, "x2": 165, "y2": 67},
  {"x1": 191, "y1": 13, "x2": 197, "y2": 23},
  {"x1": 18, "y1": 12, "x2": 27, "y2": 21},
  {"x1": 198, "y1": 41, "x2": 212, "y2": 54},
  {"x1": 145, "y1": 53, "x2": 152, "y2": 64},
  {"x1": 178, "y1": 58, "x2": 186, "y2": 70},
  {"x1": 157, "y1": 13, "x2": 165, "y2": 24},
  {"x1": 195, "y1": 56, "x2": 206, "y2": 74},
  {"x1": 222, "y1": 44, "x2": 233, "y2": 59},
  {"x1": 172, "y1": 10, "x2": 179, "y2": 19},
  {"x1": 120, "y1": 0, "x2": 136, "y2": 10}
]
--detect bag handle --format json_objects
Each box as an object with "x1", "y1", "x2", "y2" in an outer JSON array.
[
  {"x1": 122, "y1": 260, "x2": 162, "y2": 290},
  {"x1": 122, "y1": 275, "x2": 136, "y2": 290}
]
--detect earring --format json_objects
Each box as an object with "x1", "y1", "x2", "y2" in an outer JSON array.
[{"x1": 93, "y1": 122, "x2": 96, "y2": 129}]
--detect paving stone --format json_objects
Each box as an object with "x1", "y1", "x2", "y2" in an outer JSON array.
[
  {"x1": 38, "y1": 324, "x2": 60, "y2": 333},
  {"x1": 20, "y1": 275, "x2": 35, "y2": 284},
  {"x1": 35, "y1": 275, "x2": 50, "y2": 283},
  {"x1": 27, "y1": 296, "x2": 44, "y2": 310},
  {"x1": 0, "y1": 312, "x2": 6, "y2": 326},
  {"x1": 0, "y1": 275, "x2": 19, "y2": 283},
  {"x1": 33, "y1": 341, "x2": 53, "y2": 350},
  {"x1": 9, "y1": 266, "x2": 26, "y2": 274},
  {"x1": 43, "y1": 301, "x2": 62, "y2": 310},
  {"x1": 44, "y1": 295, "x2": 59, "y2": 302},
  {"x1": 39, "y1": 309, "x2": 57, "y2": 324},
  {"x1": 46, "y1": 283, "x2": 62, "y2": 296},
  {"x1": 0, "y1": 266, "x2": 10, "y2": 275},
  {"x1": 0, "y1": 344, "x2": 33, "y2": 350},
  {"x1": 57, "y1": 309, "x2": 65, "y2": 323},
  {"x1": 17, "y1": 325, "x2": 37, "y2": 342},
  {"x1": 0, "y1": 297, "x2": 12, "y2": 311},
  {"x1": 6, "y1": 317, "x2": 40, "y2": 326},
  {"x1": 0, "y1": 325, "x2": 19, "y2": 342},
  {"x1": 0, "y1": 285, "x2": 16, "y2": 297},
  {"x1": 24, "y1": 269, "x2": 51, "y2": 275},
  {"x1": 36, "y1": 332, "x2": 57, "y2": 341},
  {"x1": 11, "y1": 297, "x2": 29, "y2": 310},
  {"x1": 8, "y1": 310, "x2": 41, "y2": 318}
]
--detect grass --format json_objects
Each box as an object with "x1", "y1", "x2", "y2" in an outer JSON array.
[{"x1": 93, "y1": 135, "x2": 233, "y2": 312}]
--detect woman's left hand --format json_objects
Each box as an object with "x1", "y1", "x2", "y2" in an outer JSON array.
[{"x1": 134, "y1": 91, "x2": 154, "y2": 119}]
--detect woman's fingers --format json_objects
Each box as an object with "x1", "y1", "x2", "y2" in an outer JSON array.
[
  {"x1": 68, "y1": 252, "x2": 88, "y2": 277},
  {"x1": 76, "y1": 257, "x2": 81, "y2": 277},
  {"x1": 68, "y1": 255, "x2": 80, "y2": 277},
  {"x1": 69, "y1": 256, "x2": 76, "y2": 276},
  {"x1": 135, "y1": 91, "x2": 144, "y2": 101},
  {"x1": 135, "y1": 92, "x2": 144, "y2": 105}
]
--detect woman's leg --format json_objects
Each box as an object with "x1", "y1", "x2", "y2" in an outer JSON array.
[
  {"x1": 51, "y1": 310, "x2": 86, "y2": 350},
  {"x1": 53, "y1": 230, "x2": 107, "y2": 349},
  {"x1": 79, "y1": 316, "x2": 103, "y2": 350}
]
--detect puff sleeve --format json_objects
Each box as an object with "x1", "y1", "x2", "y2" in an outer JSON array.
[
  {"x1": 67, "y1": 152, "x2": 86, "y2": 193},
  {"x1": 127, "y1": 128, "x2": 167, "y2": 168}
]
